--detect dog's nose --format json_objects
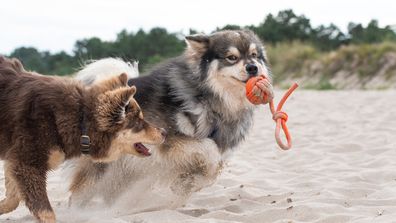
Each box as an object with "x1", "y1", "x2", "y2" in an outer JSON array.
[{"x1": 246, "y1": 64, "x2": 258, "y2": 77}]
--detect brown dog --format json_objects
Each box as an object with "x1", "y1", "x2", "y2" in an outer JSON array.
[{"x1": 0, "y1": 56, "x2": 166, "y2": 223}]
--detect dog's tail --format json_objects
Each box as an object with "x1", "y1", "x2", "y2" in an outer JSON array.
[{"x1": 75, "y1": 58, "x2": 139, "y2": 86}]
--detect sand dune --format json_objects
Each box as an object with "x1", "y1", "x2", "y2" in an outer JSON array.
[{"x1": 1, "y1": 90, "x2": 396, "y2": 223}]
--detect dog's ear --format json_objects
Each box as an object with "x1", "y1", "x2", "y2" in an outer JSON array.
[
  {"x1": 95, "y1": 86, "x2": 137, "y2": 131},
  {"x1": 0, "y1": 56, "x2": 26, "y2": 75},
  {"x1": 185, "y1": 34, "x2": 209, "y2": 54},
  {"x1": 92, "y1": 73, "x2": 129, "y2": 94}
]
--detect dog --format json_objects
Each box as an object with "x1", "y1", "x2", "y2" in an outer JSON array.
[
  {"x1": 69, "y1": 29, "x2": 274, "y2": 211},
  {"x1": 0, "y1": 56, "x2": 166, "y2": 222}
]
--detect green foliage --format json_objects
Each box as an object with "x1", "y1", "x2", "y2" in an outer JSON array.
[
  {"x1": 5, "y1": 9, "x2": 396, "y2": 76},
  {"x1": 253, "y1": 10, "x2": 313, "y2": 44},
  {"x1": 304, "y1": 79, "x2": 336, "y2": 90},
  {"x1": 310, "y1": 24, "x2": 347, "y2": 50},
  {"x1": 268, "y1": 41, "x2": 396, "y2": 89},
  {"x1": 9, "y1": 47, "x2": 77, "y2": 75},
  {"x1": 75, "y1": 28, "x2": 185, "y2": 71},
  {"x1": 267, "y1": 41, "x2": 319, "y2": 82},
  {"x1": 348, "y1": 20, "x2": 396, "y2": 44},
  {"x1": 326, "y1": 41, "x2": 396, "y2": 78},
  {"x1": 9, "y1": 47, "x2": 48, "y2": 73},
  {"x1": 216, "y1": 24, "x2": 242, "y2": 31},
  {"x1": 44, "y1": 51, "x2": 79, "y2": 75}
]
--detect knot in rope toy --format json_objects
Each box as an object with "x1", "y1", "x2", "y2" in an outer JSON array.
[
  {"x1": 246, "y1": 75, "x2": 298, "y2": 150},
  {"x1": 272, "y1": 111, "x2": 288, "y2": 122}
]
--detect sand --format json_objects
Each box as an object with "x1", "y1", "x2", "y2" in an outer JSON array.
[{"x1": 1, "y1": 90, "x2": 396, "y2": 223}]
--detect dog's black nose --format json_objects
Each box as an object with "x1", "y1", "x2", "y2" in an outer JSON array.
[{"x1": 246, "y1": 64, "x2": 258, "y2": 77}]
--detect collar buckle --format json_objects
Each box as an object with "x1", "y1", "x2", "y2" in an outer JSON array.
[{"x1": 80, "y1": 135, "x2": 91, "y2": 154}]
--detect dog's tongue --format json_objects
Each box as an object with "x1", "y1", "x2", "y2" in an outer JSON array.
[{"x1": 134, "y1": 143, "x2": 151, "y2": 156}]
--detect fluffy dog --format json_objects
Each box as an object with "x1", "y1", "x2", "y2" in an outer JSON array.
[
  {"x1": 70, "y1": 29, "x2": 273, "y2": 211},
  {"x1": 0, "y1": 56, "x2": 166, "y2": 222}
]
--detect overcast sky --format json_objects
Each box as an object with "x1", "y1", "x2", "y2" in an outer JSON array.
[{"x1": 1, "y1": 0, "x2": 395, "y2": 54}]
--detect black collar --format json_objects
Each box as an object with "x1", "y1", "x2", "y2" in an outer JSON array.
[{"x1": 79, "y1": 106, "x2": 91, "y2": 155}]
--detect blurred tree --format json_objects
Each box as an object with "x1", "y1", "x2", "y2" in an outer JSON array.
[
  {"x1": 253, "y1": 10, "x2": 313, "y2": 44},
  {"x1": 311, "y1": 24, "x2": 347, "y2": 50},
  {"x1": 43, "y1": 51, "x2": 77, "y2": 75},
  {"x1": 348, "y1": 20, "x2": 396, "y2": 44},
  {"x1": 188, "y1": 29, "x2": 199, "y2": 35},
  {"x1": 74, "y1": 37, "x2": 114, "y2": 60},
  {"x1": 112, "y1": 27, "x2": 184, "y2": 70},
  {"x1": 9, "y1": 47, "x2": 48, "y2": 73},
  {"x1": 6, "y1": 10, "x2": 396, "y2": 75},
  {"x1": 216, "y1": 24, "x2": 242, "y2": 31}
]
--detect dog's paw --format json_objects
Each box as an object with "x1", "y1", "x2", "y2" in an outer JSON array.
[
  {"x1": 170, "y1": 172, "x2": 195, "y2": 196},
  {"x1": 36, "y1": 210, "x2": 56, "y2": 223},
  {"x1": 0, "y1": 197, "x2": 20, "y2": 215}
]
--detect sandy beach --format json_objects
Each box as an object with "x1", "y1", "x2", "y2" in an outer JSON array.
[{"x1": 1, "y1": 90, "x2": 396, "y2": 223}]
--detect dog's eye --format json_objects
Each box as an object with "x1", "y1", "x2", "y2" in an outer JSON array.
[
  {"x1": 131, "y1": 119, "x2": 145, "y2": 132},
  {"x1": 226, "y1": 55, "x2": 238, "y2": 62},
  {"x1": 251, "y1": 52, "x2": 258, "y2": 58}
]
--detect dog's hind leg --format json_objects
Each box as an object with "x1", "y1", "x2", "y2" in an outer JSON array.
[
  {"x1": 0, "y1": 162, "x2": 21, "y2": 215},
  {"x1": 12, "y1": 163, "x2": 55, "y2": 223},
  {"x1": 68, "y1": 168, "x2": 95, "y2": 207},
  {"x1": 68, "y1": 158, "x2": 107, "y2": 207}
]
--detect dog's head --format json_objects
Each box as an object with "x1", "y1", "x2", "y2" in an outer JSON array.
[
  {"x1": 88, "y1": 73, "x2": 166, "y2": 161},
  {"x1": 185, "y1": 30, "x2": 271, "y2": 110}
]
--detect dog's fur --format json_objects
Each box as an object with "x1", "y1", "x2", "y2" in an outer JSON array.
[
  {"x1": 0, "y1": 56, "x2": 165, "y2": 222},
  {"x1": 69, "y1": 30, "x2": 273, "y2": 210}
]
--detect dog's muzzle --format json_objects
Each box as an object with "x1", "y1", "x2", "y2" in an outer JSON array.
[{"x1": 246, "y1": 63, "x2": 258, "y2": 78}]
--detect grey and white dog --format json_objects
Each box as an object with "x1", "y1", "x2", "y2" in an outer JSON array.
[{"x1": 69, "y1": 29, "x2": 273, "y2": 211}]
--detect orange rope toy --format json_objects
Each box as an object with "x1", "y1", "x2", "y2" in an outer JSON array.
[{"x1": 246, "y1": 75, "x2": 298, "y2": 150}]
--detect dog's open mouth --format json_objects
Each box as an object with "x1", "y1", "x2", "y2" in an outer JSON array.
[{"x1": 134, "y1": 143, "x2": 151, "y2": 156}]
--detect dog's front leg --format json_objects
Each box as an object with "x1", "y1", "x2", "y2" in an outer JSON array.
[
  {"x1": 0, "y1": 161, "x2": 21, "y2": 215},
  {"x1": 12, "y1": 163, "x2": 55, "y2": 223},
  {"x1": 166, "y1": 138, "x2": 224, "y2": 196}
]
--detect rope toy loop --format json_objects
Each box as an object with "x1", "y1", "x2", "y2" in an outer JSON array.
[{"x1": 246, "y1": 75, "x2": 298, "y2": 150}]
